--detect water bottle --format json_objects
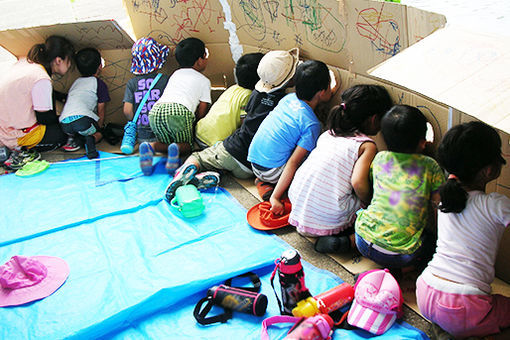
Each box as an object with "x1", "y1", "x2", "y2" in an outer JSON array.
[
  {"x1": 292, "y1": 282, "x2": 354, "y2": 317},
  {"x1": 283, "y1": 314, "x2": 334, "y2": 340},
  {"x1": 272, "y1": 249, "x2": 311, "y2": 315},
  {"x1": 194, "y1": 284, "x2": 268, "y2": 325},
  {"x1": 315, "y1": 282, "x2": 354, "y2": 314}
]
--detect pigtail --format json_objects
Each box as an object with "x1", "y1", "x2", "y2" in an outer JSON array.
[
  {"x1": 327, "y1": 103, "x2": 357, "y2": 136},
  {"x1": 438, "y1": 175, "x2": 468, "y2": 213}
]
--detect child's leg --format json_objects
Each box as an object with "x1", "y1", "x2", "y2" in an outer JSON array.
[
  {"x1": 83, "y1": 135, "x2": 98, "y2": 159},
  {"x1": 139, "y1": 142, "x2": 155, "y2": 176}
]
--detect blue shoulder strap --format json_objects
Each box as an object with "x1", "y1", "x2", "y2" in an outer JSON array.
[{"x1": 132, "y1": 73, "x2": 163, "y2": 123}]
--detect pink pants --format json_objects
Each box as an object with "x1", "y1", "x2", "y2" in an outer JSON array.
[{"x1": 416, "y1": 277, "x2": 510, "y2": 338}]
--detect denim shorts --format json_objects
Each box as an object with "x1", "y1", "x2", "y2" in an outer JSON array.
[{"x1": 355, "y1": 233, "x2": 424, "y2": 268}]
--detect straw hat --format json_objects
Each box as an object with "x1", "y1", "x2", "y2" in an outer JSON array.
[{"x1": 255, "y1": 48, "x2": 299, "y2": 93}]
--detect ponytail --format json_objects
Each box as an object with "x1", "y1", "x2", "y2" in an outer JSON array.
[
  {"x1": 327, "y1": 84, "x2": 392, "y2": 137},
  {"x1": 26, "y1": 36, "x2": 75, "y2": 75},
  {"x1": 327, "y1": 104, "x2": 358, "y2": 135},
  {"x1": 438, "y1": 176, "x2": 468, "y2": 213},
  {"x1": 27, "y1": 43, "x2": 50, "y2": 72}
]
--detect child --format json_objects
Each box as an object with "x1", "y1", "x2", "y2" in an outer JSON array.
[
  {"x1": 60, "y1": 48, "x2": 110, "y2": 159},
  {"x1": 354, "y1": 105, "x2": 444, "y2": 268},
  {"x1": 248, "y1": 59, "x2": 333, "y2": 215},
  {"x1": 123, "y1": 37, "x2": 170, "y2": 147},
  {"x1": 140, "y1": 37, "x2": 211, "y2": 175},
  {"x1": 416, "y1": 121, "x2": 509, "y2": 339},
  {"x1": 195, "y1": 52, "x2": 264, "y2": 148},
  {"x1": 164, "y1": 48, "x2": 299, "y2": 201},
  {"x1": 288, "y1": 85, "x2": 392, "y2": 253}
]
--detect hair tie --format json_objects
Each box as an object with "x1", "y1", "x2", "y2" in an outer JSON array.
[
  {"x1": 448, "y1": 174, "x2": 459, "y2": 181},
  {"x1": 340, "y1": 102, "x2": 346, "y2": 110}
]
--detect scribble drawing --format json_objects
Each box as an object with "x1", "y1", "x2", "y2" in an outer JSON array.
[
  {"x1": 73, "y1": 25, "x2": 128, "y2": 50},
  {"x1": 356, "y1": 6, "x2": 400, "y2": 56},
  {"x1": 234, "y1": 0, "x2": 346, "y2": 53},
  {"x1": 129, "y1": 0, "x2": 223, "y2": 42}
]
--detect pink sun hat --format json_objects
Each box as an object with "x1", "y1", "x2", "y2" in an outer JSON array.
[
  {"x1": 347, "y1": 268, "x2": 403, "y2": 335},
  {"x1": 0, "y1": 255, "x2": 69, "y2": 307}
]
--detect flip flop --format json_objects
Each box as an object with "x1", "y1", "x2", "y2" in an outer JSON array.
[{"x1": 15, "y1": 160, "x2": 49, "y2": 177}]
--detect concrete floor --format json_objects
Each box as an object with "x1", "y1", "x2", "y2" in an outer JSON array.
[{"x1": 35, "y1": 146, "x2": 435, "y2": 339}]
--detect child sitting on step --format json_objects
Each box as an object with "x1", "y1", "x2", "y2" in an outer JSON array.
[{"x1": 355, "y1": 105, "x2": 444, "y2": 269}]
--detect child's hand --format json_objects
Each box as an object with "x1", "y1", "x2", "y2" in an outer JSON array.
[{"x1": 270, "y1": 196, "x2": 285, "y2": 216}]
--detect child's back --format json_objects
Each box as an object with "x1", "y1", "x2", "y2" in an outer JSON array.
[
  {"x1": 416, "y1": 121, "x2": 509, "y2": 339},
  {"x1": 355, "y1": 105, "x2": 444, "y2": 265},
  {"x1": 289, "y1": 85, "x2": 392, "y2": 238},
  {"x1": 195, "y1": 53, "x2": 263, "y2": 148}
]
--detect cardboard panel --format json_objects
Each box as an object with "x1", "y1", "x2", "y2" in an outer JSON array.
[
  {"x1": 229, "y1": 0, "x2": 350, "y2": 69},
  {"x1": 0, "y1": 20, "x2": 133, "y2": 58},
  {"x1": 122, "y1": 0, "x2": 229, "y2": 45},
  {"x1": 406, "y1": 6, "x2": 446, "y2": 45},
  {"x1": 369, "y1": 26, "x2": 510, "y2": 135},
  {"x1": 344, "y1": 0, "x2": 408, "y2": 74}
]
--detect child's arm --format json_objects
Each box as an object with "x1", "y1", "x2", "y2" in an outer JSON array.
[
  {"x1": 270, "y1": 146, "x2": 309, "y2": 215},
  {"x1": 123, "y1": 102, "x2": 134, "y2": 121},
  {"x1": 351, "y1": 141, "x2": 377, "y2": 205},
  {"x1": 97, "y1": 102, "x2": 106, "y2": 128},
  {"x1": 195, "y1": 101, "x2": 209, "y2": 120}
]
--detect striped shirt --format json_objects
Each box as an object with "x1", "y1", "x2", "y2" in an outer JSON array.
[{"x1": 288, "y1": 131, "x2": 373, "y2": 236}]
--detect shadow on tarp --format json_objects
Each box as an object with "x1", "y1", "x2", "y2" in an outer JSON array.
[{"x1": 0, "y1": 152, "x2": 428, "y2": 339}]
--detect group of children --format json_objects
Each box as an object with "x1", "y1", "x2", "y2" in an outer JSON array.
[{"x1": 58, "y1": 35, "x2": 509, "y2": 338}]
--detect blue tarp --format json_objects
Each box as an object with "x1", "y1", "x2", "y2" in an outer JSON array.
[{"x1": 0, "y1": 153, "x2": 428, "y2": 339}]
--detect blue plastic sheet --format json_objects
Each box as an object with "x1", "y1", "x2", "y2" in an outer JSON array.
[{"x1": 0, "y1": 153, "x2": 428, "y2": 339}]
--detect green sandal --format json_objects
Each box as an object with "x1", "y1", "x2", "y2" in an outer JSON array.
[{"x1": 15, "y1": 160, "x2": 49, "y2": 177}]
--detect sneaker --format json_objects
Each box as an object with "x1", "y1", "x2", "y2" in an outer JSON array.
[
  {"x1": 314, "y1": 235, "x2": 351, "y2": 254},
  {"x1": 120, "y1": 121, "x2": 137, "y2": 154},
  {"x1": 63, "y1": 136, "x2": 80, "y2": 152},
  {"x1": 164, "y1": 163, "x2": 198, "y2": 202},
  {"x1": 255, "y1": 178, "x2": 275, "y2": 201},
  {"x1": 190, "y1": 171, "x2": 220, "y2": 190},
  {"x1": 165, "y1": 143, "x2": 180, "y2": 175},
  {"x1": 3, "y1": 149, "x2": 41, "y2": 170},
  {"x1": 139, "y1": 142, "x2": 154, "y2": 176}
]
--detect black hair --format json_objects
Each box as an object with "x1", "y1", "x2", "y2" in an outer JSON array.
[
  {"x1": 75, "y1": 48, "x2": 101, "y2": 77},
  {"x1": 235, "y1": 52, "x2": 264, "y2": 90},
  {"x1": 27, "y1": 35, "x2": 75, "y2": 76},
  {"x1": 295, "y1": 60, "x2": 330, "y2": 101},
  {"x1": 327, "y1": 84, "x2": 392, "y2": 136},
  {"x1": 175, "y1": 37, "x2": 206, "y2": 68},
  {"x1": 381, "y1": 105, "x2": 427, "y2": 153},
  {"x1": 437, "y1": 121, "x2": 506, "y2": 213}
]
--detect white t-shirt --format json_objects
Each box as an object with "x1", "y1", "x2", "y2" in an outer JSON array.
[
  {"x1": 427, "y1": 191, "x2": 510, "y2": 293},
  {"x1": 288, "y1": 131, "x2": 373, "y2": 236},
  {"x1": 157, "y1": 68, "x2": 211, "y2": 113}
]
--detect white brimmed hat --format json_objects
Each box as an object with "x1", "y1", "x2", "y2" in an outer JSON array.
[{"x1": 255, "y1": 48, "x2": 299, "y2": 93}]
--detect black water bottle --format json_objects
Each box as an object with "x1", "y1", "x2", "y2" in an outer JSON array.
[{"x1": 273, "y1": 249, "x2": 312, "y2": 315}]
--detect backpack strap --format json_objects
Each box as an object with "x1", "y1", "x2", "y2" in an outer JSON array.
[
  {"x1": 193, "y1": 296, "x2": 232, "y2": 325},
  {"x1": 260, "y1": 315, "x2": 302, "y2": 340},
  {"x1": 131, "y1": 73, "x2": 162, "y2": 124},
  {"x1": 224, "y1": 271, "x2": 261, "y2": 292}
]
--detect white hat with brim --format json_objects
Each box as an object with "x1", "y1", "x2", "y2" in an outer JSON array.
[{"x1": 255, "y1": 48, "x2": 299, "y2": 93}]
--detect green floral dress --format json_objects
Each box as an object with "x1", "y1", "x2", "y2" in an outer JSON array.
[{"x1": 355, "y1": 151, "x2": 444, "y2": 254}]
